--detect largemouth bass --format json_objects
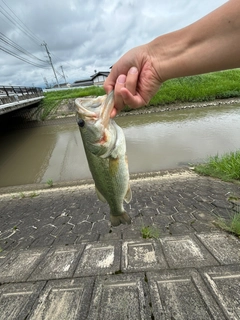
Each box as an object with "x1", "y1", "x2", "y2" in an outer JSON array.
[{"x1": 75, "y1": 91, "x2": 132, "y2": 226}]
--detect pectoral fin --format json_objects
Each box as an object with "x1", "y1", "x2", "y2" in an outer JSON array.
[
  {"x1": 95, "y1": 187, "x2": 107, "y2": 203},
  {"x1": 124, "y1": 184, "x2": 132, "y2": 203}
]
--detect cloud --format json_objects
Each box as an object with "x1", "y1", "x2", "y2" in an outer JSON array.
[{"x1": 0, "y1": 0, "x2": 227, "y2": 87}]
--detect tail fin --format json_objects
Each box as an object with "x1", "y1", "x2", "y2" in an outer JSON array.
[{"x1": 110, "y1": 211, "x2": 131, "y2": 227}]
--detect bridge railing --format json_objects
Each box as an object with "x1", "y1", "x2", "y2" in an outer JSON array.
[{"x1": 0, "y1": 85, "x2": 43, "y2": 105}]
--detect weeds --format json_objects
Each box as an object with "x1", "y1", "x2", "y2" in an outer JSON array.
[
  {"x1": 46, "y1": 179, "x2": 53, "y2": 187},
  {"x1": 40, "y1": 86, "x2": 105, "y2": 120},
  {"x1": 141, "y1": 225, "x2": 160, "y2": 239},
  {"x1": 40, "y1": 69, "x2": 240, "y2": 120},
  {"x1": 29, "y1": 192, "x2": 39, "y2": 198},
  {"x1": 214, "y1": 210, "x2": 240, "y2": 237},
  {"x1": 194, "y1": 150, "x2": 240, "y2": 181},
  {"x1": 149, "y1": 70, "x2": 240, "y2": 107},
  {"x1": 19, "y1": 192, "x2": 26, "y2": 199}
]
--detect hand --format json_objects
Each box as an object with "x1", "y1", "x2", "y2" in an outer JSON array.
[{"x1": 104, "y1": 44, "x2": 162, "y2": 117}]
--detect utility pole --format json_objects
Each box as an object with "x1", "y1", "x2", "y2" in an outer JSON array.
[
  {"x1": 43, "y1": 77, "x2": 50, "y2": 89},
  {"x1": 42, "y1": 41, "x2": 60, "y2": 88},
  {"x1": 60, "y1": 65, "x2": 67, "y2": 83}
]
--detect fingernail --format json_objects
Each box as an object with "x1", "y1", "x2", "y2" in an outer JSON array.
[
  {"x1": 117, "y1": 74, "x2": 126, "y2": 84},
  {"x1": 129, "y1": 66, "x2": 138, "y2": 74}
]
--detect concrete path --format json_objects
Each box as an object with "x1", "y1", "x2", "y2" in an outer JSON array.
[{"x1": 0, "y1": 169, "x2": 239, "y2": 319}]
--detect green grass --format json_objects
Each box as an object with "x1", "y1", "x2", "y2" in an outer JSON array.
[
  {"x1": 40, "y1": 69, "x2": 240, "y2": 120},
  {"x1": 214, "y1": 209, "x2": 240, "y2": 237},
  {"x1": 149, "y1": 70, "x2": 240, "y2": 106},
  {"x1": 40, "y1": 86, "x2": 105, "y2": 120},
  {"x1": 141, "y1": 225, "x2": 160, "y2": 239},
  {"x1": 194, "y1": 150, "x2": 240, "y2": 181},
  {"x1": 46, "y1": 179, "x2": 53, "y2": 188},
  {"x1": 195, "y1": 151, "x2": 240, "y2": 237}
]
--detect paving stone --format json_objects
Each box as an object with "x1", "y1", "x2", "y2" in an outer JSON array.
[
  {"x1": 0, "y1": 248, "x2": 48, "y2": 283},
  {"x1": 192, "y1": 210, "x2": 217, "y2": 222},
  {"x1": 201, "y1": 265, "x2": 240, "y2": 320},
  {"x1": 78, "y1": 231, "x2": 100, "y2": 242},
  {"x1": 72, "y1": 221, "x2": 92, "y2": 235},
  {"x1": 74, "y1": 241, "x2": 121, "y2": 276},
  {"x1": 1, "y1": 172, "x2": 240, "y2": 319},
  {"x1": 91, "y1": 220, "x2": 111, "y2": 235},
  {"x1": 197, "y1": 232, "x2": 240, "y2": 265},
  {"x1": 0, "y1": 281, "x2": 46, "y2": 320},
  {"x1": 0, "y1": 238, "x2": 17, "y2": 251},
  {"x1": 147, "y1": 269, "x2": 226, "y2": 319},
  {"x1": 160, "y1": 234, "x2": 218, "y2": 268},
  {"x1": 28, "y1": 278, "x2": 94, "y2": 320},
  {"x1": 122, "y1": 239, "x2": 167, "y2": 271},
  {"x1": 168, "y1": 221, "x2": 195, "y2": 235},
  {"x1": 121, "y1": 227, "x2": 143, "y2": 240},
  {"x1": 30, "y1": 234, "x2": 55, "y2": 248},
  {"x1": 53, "y1": 230, "x2": 78, "y2": 246},
  {"x1": 87, "y1": 273, "x2": 150, "y2": 320},
  {"x1": 99, "y1": 229, "x2": 122, "y2": 241},
  {"x1": 29, "y1": 245, "x2": 84, "y2": 281},
  {"x1": 190, "y1": 220, "x2": 215, "y2": 233},
  {"x1": 0, "y1": 250, "x2": 9, "y2": 267}
]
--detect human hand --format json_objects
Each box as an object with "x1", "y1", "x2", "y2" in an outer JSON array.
[{"x1": 104, "y1": 44, "x2": 162, "y2": 117}]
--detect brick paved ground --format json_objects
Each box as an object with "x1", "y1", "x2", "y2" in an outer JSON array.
[{"x1": 0, "y1": 169, "x2": 239, "y2": 319}]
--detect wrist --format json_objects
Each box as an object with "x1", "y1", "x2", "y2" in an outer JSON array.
[{"x1": 147, "y1": 29, "x2": 190, "y2": 82}]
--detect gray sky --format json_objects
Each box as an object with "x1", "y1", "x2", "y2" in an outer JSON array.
[{"x1": 0, "y1": 0, "x2": 227, "y2": 88}]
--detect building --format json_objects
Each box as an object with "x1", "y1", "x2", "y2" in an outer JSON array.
[
  {"x1": 53, "y1": 83, "x2": 71, "y2": 88},
  {"x1": 71, "y1": 79, "x2": 93, "y2": 87},
  {"x1": 91, "y1": 71, "x2": 110, "y2": 86},
  {"x1": 71, "y1": 71, "x2": 110, "y2": 88}
]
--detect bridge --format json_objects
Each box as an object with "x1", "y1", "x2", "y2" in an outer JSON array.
[{"x1": 0, "y1": 85, "x2": 44, "y2": 115}]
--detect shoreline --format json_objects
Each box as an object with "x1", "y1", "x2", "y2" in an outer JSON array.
[
  {"x1": 51, "y1": 97, "x2": 240, "y2": 120},
  {"x1": 117, "y1": 97, "x2": 240, "y2": 117}
]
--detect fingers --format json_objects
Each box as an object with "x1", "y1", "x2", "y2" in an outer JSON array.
[
  {"x1": 113, "y1": 67, "x2": 139, "y2": 114},
  {"x1": 125, "y1": 66, "x2": 138, "y2": 94},
  {"x1": 120, "y1": 88, "x2": 145, "y2": 108},
  {"x1": 114, "y1": 74, "x2": 127, "y2": 113}
]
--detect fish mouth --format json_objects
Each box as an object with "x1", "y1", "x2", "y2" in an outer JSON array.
[
  {"x1": 75, "y1": 95, "x2": 105, "y2": 120},
  {"x1": 75, "y1": 91, "x2": 114, "y2": 127}
]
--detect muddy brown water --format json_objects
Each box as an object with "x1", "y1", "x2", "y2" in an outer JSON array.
[{"x1": 0, "y1": 104, "x2": 240, "y2": 187}]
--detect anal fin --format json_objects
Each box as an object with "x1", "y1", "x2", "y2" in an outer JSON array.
[
  {"x1": 95, "y1": 187, "x2": 107, "y2": 203},
  {"x1": 124, "y1": 184, "x2": 132, "y2": 203}
]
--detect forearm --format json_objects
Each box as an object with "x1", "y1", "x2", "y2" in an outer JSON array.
[{"x1": 150, "y1": 0, "x2": 240, "y2": 82}]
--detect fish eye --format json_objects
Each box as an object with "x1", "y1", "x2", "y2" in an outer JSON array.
[{"x1": 77, "y1": 119, "x2": 85, "y2": 127}]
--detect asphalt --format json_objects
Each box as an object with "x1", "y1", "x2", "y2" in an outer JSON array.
[{"x1": 0, "y1": 168, "x2": 240, "y2": 320}]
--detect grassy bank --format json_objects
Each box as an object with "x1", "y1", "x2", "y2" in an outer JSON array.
[
  {"x1": 40, "y1": 86, "x2": 105, "y2": 120},
  {"x1": 40, "y1": 69, "x2": 240, "y2": 120},
  {"x1": 194, "y1": 150, "x2": 240, "y2": 182},
  {"x1": 195, "y1": 150, "x2": 240, "y2": 237},
  {"x1": 150, "y1": 69, "x2": 240, "y2": 105}
]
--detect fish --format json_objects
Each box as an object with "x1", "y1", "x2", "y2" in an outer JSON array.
[{"x1": 75, "y1": 91, "x2": 132, "y2": 226}]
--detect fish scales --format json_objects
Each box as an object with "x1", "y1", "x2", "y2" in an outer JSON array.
[{"x1": 75, "y1": 91, "x2": 132, "y2": 226}]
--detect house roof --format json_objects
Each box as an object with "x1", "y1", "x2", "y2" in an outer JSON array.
[{"x1": 90, "y1": 71, "x2": 110, "y2": 79}]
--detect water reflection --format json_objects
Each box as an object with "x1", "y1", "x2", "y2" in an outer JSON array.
[{"x1": 0, "y1": 104, "x2": 240, "y2": 187}]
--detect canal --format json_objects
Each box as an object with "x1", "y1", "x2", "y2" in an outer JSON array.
[{"x1": 0, "y1": 104, "x2": 240, "y2": 187}]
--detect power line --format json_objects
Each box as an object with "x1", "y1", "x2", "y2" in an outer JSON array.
[
  {"x1": 0, "y1": 32, "x2": 49, "y2": 65},
  {"x1": 0, "y1": 44, "x2": 49, "y2": 68},
  {"x1": 0, "y1": 0, "x2": 43, "y2": 46},
  {"x1": 50, "y1": 51, "x2": 77, "y2": 69},
  {"x1": 0, "y1": 1, "x2": 51, "y2": 71}
]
